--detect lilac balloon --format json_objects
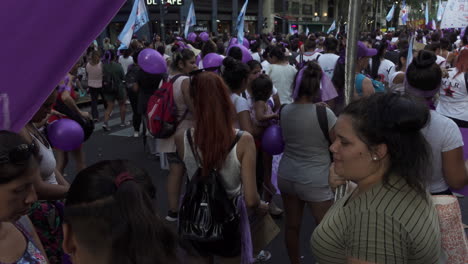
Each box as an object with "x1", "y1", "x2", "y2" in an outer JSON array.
[
  {"x1": 202, "y1": 53, "x2": 224, "y2": 68},
  {"x1": 138, "y1": 48, "x2": 167, "y2": 74},
  {"x1": 199, "y1": 32, "x2": 210, "y2": 42},
  {"x1": 227, "y1": 44, "x2": 253, "y2": 63},
  {"x1": 261, "y1": 124, "x2": 285, "y2": 155},
  {"x1": 187, "y1": 32, "x2": 197, "y2": 42},
  {"x1": 230, "y1": 37, "x2": 250, "y2": 49},
  {"x1": 47, "y1": 119, "x2": 84, "y2": 151}
]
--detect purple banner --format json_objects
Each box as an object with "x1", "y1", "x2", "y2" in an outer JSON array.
[{"x1": 0, "y1": 0, "x2": 126, "y2": 132}]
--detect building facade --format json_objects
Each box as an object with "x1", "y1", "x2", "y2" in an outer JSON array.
[{"x1": 101, "y1": 0, "x2": 339, "y2": 43}]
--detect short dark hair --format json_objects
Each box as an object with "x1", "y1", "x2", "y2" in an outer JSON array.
[
  {"x1": 64, "y1": 160, "x2": 186, "y2": 263},
  {"x1": 341, "y1": 93, "x2": 430, "y2": 196},
  {"x1": 269, "y1": 46, "x2": 286, "y2": 61},
  {"x1": 324, "y1": 37, "x2": 338, "y2": 52},
  {"x1": 304, "y1": 39, "x2": 316, "y2": 51},
  {"x1": 251, "y1": 74, "x2": 273, "y2": 102},
  {"x1": 227, "y1": 46, "x2": 243, "y2": 61}
]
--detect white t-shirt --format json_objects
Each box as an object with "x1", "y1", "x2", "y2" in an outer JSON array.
[
  {"x1": 295, "y1": 52, "x2": 318, "y2": 64},
  {"x1": 317, "y1": 53, "x2": 339, "y2": 80},
  {"x1": 268, "y1": 64, "x2": 298, "y2": 105},
  {"x1": 437, "y1": 70, "x2": 468, "y2": 121},
  {"x1": 388, "y1": 71, "x2": 405, "y2": 94},
  {"x1": 252, "y1": 52, "x2": 261, "y2": 62},
  {"x1": 436, "y1": 55, "x2": 447, "y2": 69},
  {"x1": 231, "y1": 93, "x2": 250, "y2": 129},
  {"x1": 118, "y1": 56, "x2": 134, "y2": 75},
  {"x1": 261, "y1": 60, "x2": 271, "y2": 74},
  {"x1": 421, "y1": 111, "x2": 464, "y2": 193},
  {"x1": 369, "y1": 59, "x2": 396, "y2": 84}
]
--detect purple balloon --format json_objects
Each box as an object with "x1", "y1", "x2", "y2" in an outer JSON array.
[
  {"x1": 196, "y1": 54, "x2": 201, "y2": 65},
  {"x1": 47, "y1": 119, "x2": 84, "y2": 151},
  {"x1": 138, "y1": 48, "x2": 167, "y2": 74},
  {"x1": 261, "y1": 124, "x2": 285, "y2": 155},
  {"x1": 202, "y1": 53, "x2": 223, "y2": 68},
  {"x1": 199, "y1": 32, "x2": 210, "y2": 42},
  {"x1": 230, "y1": 38, "x2": 250, "y2": 49},
  {"x1": 226, "y1": 44, "x2": 254, "y2": 63},
  {"x1": 187, "y1": 32, "x2": 197, "y2": 42}
]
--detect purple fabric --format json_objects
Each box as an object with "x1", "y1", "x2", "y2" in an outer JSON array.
[
  {"x1": 452, "y1": 128, "x2": 468, "y2": 195},
  {"x1": 320, "y1": 71, "x2": 338, "y2": 101},
  {"x1": 357, "y1": 41, "x2": 377, "y2": 58},
  {"x1": 404, "y1": 79, "x2": 440, "y2": 99},
  {"x1": 0, "y1": 0, "x2": 126, "y2": 132},
  {"x1": 292, "y1": 67, "x2": 338, "y2": 102},
  {"x1": 237, "y1": 197, "x2": 254, "y2": 264}
]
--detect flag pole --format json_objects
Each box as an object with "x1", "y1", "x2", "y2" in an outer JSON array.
[{"x1": 336, "y1": 0, "x2": 361, "y2": 201}]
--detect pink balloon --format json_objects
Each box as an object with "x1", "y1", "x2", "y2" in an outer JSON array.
[
  {"x1": 199, "y1": 32, "x2": 210, "y2": 42},
  {"x1": 202, "y1": 53, "x2": 223, "y2": 68},
  {"x1": 226, "y1": 44, "x2": 253, "y2": 63},
  {"x1": 261, "y1": 124, "x2": 284, "y2": 155},
  {"x1": 47, "y1": 119, "x2": 84, "y2": 151},
  {"x1": 138, "y1": 48, "x2": 167, "y2": 74}
]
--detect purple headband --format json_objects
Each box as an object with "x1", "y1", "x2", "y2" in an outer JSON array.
[
  {"x1": 250, "y1": 40, "x2": 257, "y2": 45},
  {"x1": 292, "y1": 66, "x2": 307, "y2": 99},
  {"x1": 404, "y1": 78, "x2": 439, "y2": 99},
  {"x1": 280, "y1": 41, "x2": 289, "y2": 47}
]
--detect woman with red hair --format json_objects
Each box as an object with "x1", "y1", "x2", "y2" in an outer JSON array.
[
  {"x1": 175, "y1": 71, "x2": 261, "y2": 263},
  {"x1": 436, "y1": 49, "x2": 468, "y2": 128}
]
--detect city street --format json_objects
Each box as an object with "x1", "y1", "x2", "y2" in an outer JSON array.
[{"x1": 63, "y1": 103, "x2": 468, "y2": 264}]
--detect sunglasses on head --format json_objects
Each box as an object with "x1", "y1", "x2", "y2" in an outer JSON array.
[{"x1": 0, "y1": 141, "x2": 38, "y2": 165}]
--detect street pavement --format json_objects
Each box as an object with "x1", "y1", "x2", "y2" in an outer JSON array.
[{"x1": 63, "y1": 103, "x2": 468, "y2": 263}]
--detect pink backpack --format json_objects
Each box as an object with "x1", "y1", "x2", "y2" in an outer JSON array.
[{"x1": 147, "y1": 75, "x2": 187, "y2": 138}]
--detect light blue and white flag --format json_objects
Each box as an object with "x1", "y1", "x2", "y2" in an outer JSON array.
[
  {"x1": 401, "y1": 1, "x2": 408, "y2": 25},
  {"x1": 386, "y1": 4, "x2": 396, "y2": 22},
  {"x1": 327, "y1": 20, "x2": 336, "y2": 34},
  {"x1": 432, "y1": 19, "x2": 437, "y2": 29},
  {"x1": 306, "y1": 27, "x2": 309, "y2": 36},
  {"x1": 289, "y1": 25, "x2": 294, "y2": 35},
  {"x1": 118, "y1": 0, "x2": 149, "y2": 49},
  {"x1": 436, "y1": 0, "x2": 444, "y2": 21},
  {"x1": 407, "y1": 36, "x2": 414, "y2": 70},
  {"x1": 425, "y1": 2, "x2": 430, "y2": 25},
  {"x1": 237, "y1": 0, "x2": 249, "y2": 45},
  {"x1": 184, "y1": 2, "x2": 197, "y2": 38}
]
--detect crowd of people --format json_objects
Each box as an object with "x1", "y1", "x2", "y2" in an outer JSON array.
[{"x1": 0, "y1": 25, "x2": 468, "y2": 264}]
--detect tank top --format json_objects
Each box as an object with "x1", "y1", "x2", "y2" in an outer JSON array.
[
  {"x1": 29, "y1": 131, "x2": 57, "y2": 185},
  {"x1": 183, "y1": 129, "x2": 242, "y2": 198},
  {"x1": 0, "y1": 216, "x2": 47, "y2": 264}
]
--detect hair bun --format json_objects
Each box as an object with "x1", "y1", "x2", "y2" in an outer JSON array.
[
  {"x1": 412, "y1": 50, "x2": 437, "y2": 69},
  {"x1": 376, "y1": 94, "x2": 429, "y2": 133}
]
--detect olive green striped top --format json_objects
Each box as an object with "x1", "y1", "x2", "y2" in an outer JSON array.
[{"x1": 311, "y1": 176, "x2": 441, "y2": 264}]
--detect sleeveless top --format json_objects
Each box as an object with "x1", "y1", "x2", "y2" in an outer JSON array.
[
  {"x1": 30, "y1": 131, "x2": 58, "y2": 185},
  {"x1": 0, "y1": 216, "x2": 47, "y2": 264},
  {"x1": 183, "y1": 129, "x2": 242, "y2": 198}
]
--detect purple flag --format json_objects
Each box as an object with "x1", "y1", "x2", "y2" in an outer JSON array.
[{"x1": 0, "y1": 0, "x2": 126, "y2": 132}]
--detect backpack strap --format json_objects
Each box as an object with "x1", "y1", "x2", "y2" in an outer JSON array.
[
  {"x1": 170, "y1": 74, "x2": 186, "y2": 84},
  {"x1": 315, "y1": 54, "x2": 321, "y2": 62},
  {"x1": 316, "y1": 105, "x2": 333, "y2": 161},
  {"x1": 465, "y1": 72, "x2": 468, "y2": 93},
  {"x1": 316, "y1": 105, "x2": 331, "y2": 145},
  {"x1": 186, "y1": 129, "x2": 244, "y2": 168}
]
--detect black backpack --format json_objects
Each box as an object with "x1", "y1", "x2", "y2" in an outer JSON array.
[{"x1": 178, "y1": 130, "x2": 243, "y2": 257}]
